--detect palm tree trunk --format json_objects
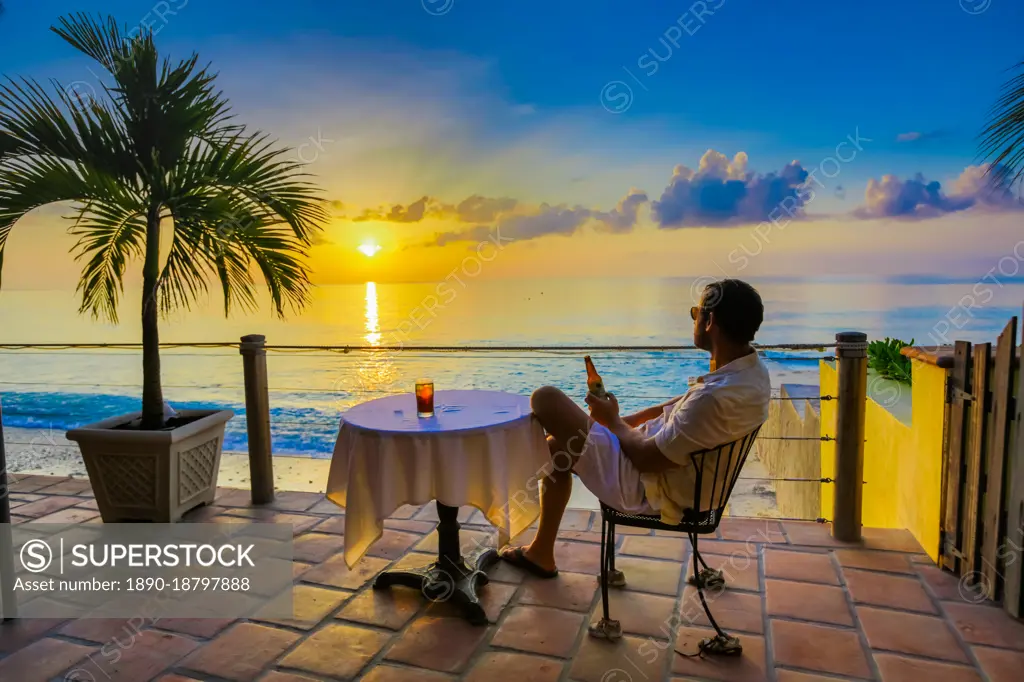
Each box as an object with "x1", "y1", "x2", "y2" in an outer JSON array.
[{"x1": 140, "y1": 201, "x2": 164, "y2": 429}]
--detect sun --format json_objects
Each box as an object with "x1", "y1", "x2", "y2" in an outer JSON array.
[{"x1": 357, "y1": 242, "x2": 382, "y2": 258}]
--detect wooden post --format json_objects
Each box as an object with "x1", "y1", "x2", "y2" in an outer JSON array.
[
  {"x1": 833, "y1": 331, "x2": 868, "y2": 542},
  {"x1": 962, "y1": 343, "x2": 991, "y2": 580},
  {"x1": 942, "y1": 341, "x2": 972, "y2": 572},
  {"x1": 1005, "y1": 304, "x2": 1024, "y2": 618},
  {"x1": 981, "y1": 318, "x2": 1017, "y2": 601},
  {"x1": 240, "y1": 335, "x2": 274, "y2": 505},
  {"x1": 0, "y1": 400, "x2": 17, "y2": 620}
]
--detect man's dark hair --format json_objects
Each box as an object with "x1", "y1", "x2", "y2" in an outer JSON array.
[{"x1": 702, "y1": 279, "x2": 763, "y2": 344}]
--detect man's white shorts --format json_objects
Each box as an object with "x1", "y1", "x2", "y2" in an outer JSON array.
[{"x1": 574, "y1": 423, "x2": 658, "y2": 515}]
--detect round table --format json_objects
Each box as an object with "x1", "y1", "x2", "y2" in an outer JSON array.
[{"x1": 326, "y1": 390, "x2": 549, "y2": 625}]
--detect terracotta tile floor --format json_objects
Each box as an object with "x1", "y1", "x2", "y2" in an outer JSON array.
[{"x1": 3, "y1": 475, "x2": 1024, "y2": 681}]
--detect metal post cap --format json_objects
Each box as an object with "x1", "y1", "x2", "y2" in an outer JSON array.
[
  {"x1": 835, "y1": 331, "x2": 868, "y2": 357},
  {"x1": 239, "y1": 334, "x2": 267, "y2": 354}
]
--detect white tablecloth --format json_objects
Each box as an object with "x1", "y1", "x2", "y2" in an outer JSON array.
[{"x1": 326, "y1": 390, "x2": 551, "y2": 567}]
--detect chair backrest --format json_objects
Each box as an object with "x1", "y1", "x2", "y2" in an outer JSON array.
[{"x1": 684, "y1": 424, "x2": 764, "y2": 530}]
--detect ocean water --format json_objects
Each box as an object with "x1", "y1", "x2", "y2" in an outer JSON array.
[{"x1": 1, "y1": 276, "x2": 1021, "y2": 457}]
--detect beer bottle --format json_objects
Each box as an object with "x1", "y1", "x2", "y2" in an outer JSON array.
[{"x1": 584, "y1": 355, "x2": 608, "y2": 398}]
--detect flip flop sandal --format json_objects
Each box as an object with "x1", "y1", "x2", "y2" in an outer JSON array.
[
  {"x1": 688, "y1": 567, "x2": 726, "y2": 589},
  {"x1": 499, "y1": 547, "x2": 558, "y2": 579},
  {"x1": 675, "y1": 633, "x2": 744, "y2": 658},
  {"x1": 699, "y1": 634, "x2": 743, "y2": 656},
  {"x1": 588, "y1": 618, "x2": 623, "y2": 641}
]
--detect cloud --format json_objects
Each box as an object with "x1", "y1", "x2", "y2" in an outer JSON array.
[
  {"x1": 488, "y1": 205, "x2": 594, "y2": 241},
  {"x1": 896, "y1": 130, "x2": 948, "y2": 143},
  {"x1": 434, "y1": 205, "x2": 592, "y2": 246},
  {"x1": 354, "y1": 196, "x2": 433, "y2": 222},
  {"x1": 853, "y1": 164, "x2": 1019, "y2": 219},
  {"x1": 650, "y1": 151, "x2": 810, "y2": 228},
  {"x1": 342, "y1": 153, "x2": 1020, "y2": 245},
  {"x1": 327, "y1": 200, "x2": 347, "y2": 219},
  {"x1": 354, "y1": 151, "x2": 813, "y2": 233},
  {"x1": 593, "y1": 188, "x2": 649, "y2": 233},
  {"x1": 453, "y1": 195, "x2": 519, "y2": 222},
  {"x1": 430, "y1": 189, "x2": 649, "y2": 245},
  {"x1": 352, "y1": 194, "x2": 518, "y2": 223}
]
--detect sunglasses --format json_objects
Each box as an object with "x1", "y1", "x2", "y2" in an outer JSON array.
[{"x1": 690, "y1": 306, "x2": 701, "y2": 321}]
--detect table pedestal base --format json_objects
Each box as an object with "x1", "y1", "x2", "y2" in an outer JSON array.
[{"x1": 372, "y1": 501, "x2": 499, "y2": 625}]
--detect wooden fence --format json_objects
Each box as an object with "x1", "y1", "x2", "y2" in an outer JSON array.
[{"x1": 941, "y1": 312, "x2": 1024, "y2": 618}]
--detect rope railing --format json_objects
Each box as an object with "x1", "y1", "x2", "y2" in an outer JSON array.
[
  {"x1": 0, "y1": 379, "x2": 835, "y2": 401},
  {"x1": 772, "y1": 395, "x2": 835, "y2": 401},
  {"x1": 0, "y1": 342, "x2": 837, "y2": 351}
]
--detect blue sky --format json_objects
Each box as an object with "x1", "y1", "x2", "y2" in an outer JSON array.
[
  {"x1": 4, "y1": 0, "x2": 1019, "y2": 173},
  {"x1": 1, "y1": 0, "x2": 1023, "y2": 284}
]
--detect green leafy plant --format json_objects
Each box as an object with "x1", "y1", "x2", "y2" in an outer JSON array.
[
  {"x1": 868, "y1": 337, "x2": 914, "y2": 385},
  {"x1": 0, "y1": 13, "x2": 328, "y2": 429}
]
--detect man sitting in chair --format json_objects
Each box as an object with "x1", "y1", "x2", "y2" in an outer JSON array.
[{"x1": 499, "y1": 278, "x2": 771, "y2": 577}]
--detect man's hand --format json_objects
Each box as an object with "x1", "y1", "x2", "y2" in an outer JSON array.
[{"x1": 585, "y1": 391, "x2": 621, "y2": 427}]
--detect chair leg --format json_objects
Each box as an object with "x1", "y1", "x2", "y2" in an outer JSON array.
[
  {"x1": 606, "y1": 520, "x2": 625, "y2": 588},
  {"x1": 690, "y1": 533, "x2": 741, "y2": 656},
  {"x1": 608, "y1": 523, "x2": 616, "y2": 574},
  {"x1": 588, "y1": 514, "x2": 622, "y2": 641},
  {"x1": 601, "y1": 516, "x2": 610, "y2": 621}
]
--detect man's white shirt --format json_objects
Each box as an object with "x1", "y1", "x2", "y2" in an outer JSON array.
[{"x1": 638, "y1": 351, "x2": 771, "y2": 525}]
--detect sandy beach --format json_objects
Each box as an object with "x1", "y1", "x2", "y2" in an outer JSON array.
[{"x1": 1, "y1": 425, "x2": 333, "y2": 493}]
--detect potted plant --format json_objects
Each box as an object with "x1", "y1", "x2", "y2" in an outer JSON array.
[{"x1": 0, "y1": 14, "x2": 327, "y2": 521}]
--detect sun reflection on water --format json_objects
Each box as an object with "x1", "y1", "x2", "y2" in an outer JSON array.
[
  {"x1": 364, "y1": 281, "x2": 382, "y2": 346},
  {"x1": 349, "y1": 281, "x2": 398, "y2": 397}
]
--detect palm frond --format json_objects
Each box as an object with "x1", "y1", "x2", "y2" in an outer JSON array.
[
  {"x1": 71, "y1": 198, "x2": 147, "y2": 323},
  {"x1": 52, "y1": 13, "x2": 134, "y2": 77},
  {"x1": 0, "y1": 12, "x2": 327, "y2": 320},
  {"x1": 0, "y1": 152, "x2": 138, "y2": 290},
  {"x1": 979, "y1": 59, "x2": 1024, "y2": 187},
  {"x1": 0, "y1": 75, "x2": 134, "y2": 180},
  {"x1": 162, "y1": 139, "x2": 324, "y2": 319}
]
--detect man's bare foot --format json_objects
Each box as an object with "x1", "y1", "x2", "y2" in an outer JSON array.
[{"x1": 498, "y1": 545, "x2": 558, "y2": 579}]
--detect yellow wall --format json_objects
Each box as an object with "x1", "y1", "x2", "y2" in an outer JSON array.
[
  {"x1": 819, "y1": 358, "x2": 948, "y2": 560},
  {"x1": 901, "y1": 359, "x2": 947, "y2": 560},
  {"x1": 820, "y1": 363, "x2": 836, "y2": 519}
]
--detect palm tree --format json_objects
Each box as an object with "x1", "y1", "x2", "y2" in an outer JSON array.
[
  {"x1": 980, "y1": 58, "x2": 1024, "y2": 189},
  {"x1": 0, "y1": 14, "x2": 327, "y2": 429}
]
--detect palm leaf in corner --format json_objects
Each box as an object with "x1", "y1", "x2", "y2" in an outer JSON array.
[{"x1": 979, "y1": 58, "x2": 1024, "y2": 190}]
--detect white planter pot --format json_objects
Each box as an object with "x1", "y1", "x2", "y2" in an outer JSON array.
[{"x1": 67, "y1": 409, "x2": 234, "y2": 523}]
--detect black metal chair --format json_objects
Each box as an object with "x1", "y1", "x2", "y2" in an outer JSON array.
[{"x1": 590, "y1": 425, "x2": 763, "y2": 656}]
